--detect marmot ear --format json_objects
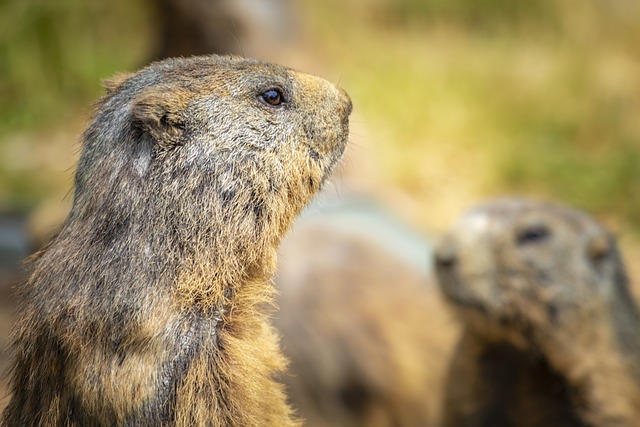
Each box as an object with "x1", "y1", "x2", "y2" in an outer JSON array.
[
  {"x1": 132, "y1": 88, "x2": 191, "y2": 148},
  {"x1": 102, "y1": 72, "x2": 134, "y2": 95}
]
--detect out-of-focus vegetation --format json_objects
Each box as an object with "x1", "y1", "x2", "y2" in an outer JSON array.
[
  {"x1": 1, "y1": 0, "x2": 639, "y2": 238},
  {"x1": 0, "y1": 0, "x2": 151, "y2": 133},
  {"x1": 0, "y1": 0, "x2": 151, "y2": 210},
  {"x1": 298, "y1": 0, "x2": 640, "y2": 234}
]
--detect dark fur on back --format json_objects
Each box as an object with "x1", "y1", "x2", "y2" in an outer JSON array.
[
  {"x1": 435, "y1": 198, "x2": 640, "y2": 427},
  {"x1": 2, "y1": 55, "x2": 351, "y2": 426}
]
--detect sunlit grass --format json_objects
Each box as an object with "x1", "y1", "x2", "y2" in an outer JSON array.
[
  {"x1": 0, "y1": 0, "x2": 151, "y2": 209},
  {"x1": 0, "y1": 0, "x2": 150, "y2": 134},
  {"x1": 300, "y1": 0, "x2": 640, "y2": 234}
]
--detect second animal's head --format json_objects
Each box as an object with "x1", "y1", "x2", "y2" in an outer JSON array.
[{"x1": 434, "y1": 198, "x2": 625, "y2": 346}]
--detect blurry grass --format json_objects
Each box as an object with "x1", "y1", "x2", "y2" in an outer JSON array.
[
  {"x1": 0, "y1": 0, "x2": 151, "y2": 210},
  {"x1": 300, "y1": 0, "x2": 640, "y2": 234}
]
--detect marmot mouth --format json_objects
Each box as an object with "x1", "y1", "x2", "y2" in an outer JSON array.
[
  {"x1": 448, "y1": 294, "x2": 490, "y2": 316},
  {"x1": 437, "y1": 270, "x2": 487, "y2": 312},
  {"x1": 306, "y1": 135, "x2": 348, "y2": 181},
  {"x1": 446, "y1": 290, "x2": 538, "y2": 340}
]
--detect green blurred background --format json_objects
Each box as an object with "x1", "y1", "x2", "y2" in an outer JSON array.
[{"x1": 1, "y1": 0, "x2": 639, "y2": 255}]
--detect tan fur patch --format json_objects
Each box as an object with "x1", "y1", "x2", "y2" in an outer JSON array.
[{"x1": 102, "y1": 72, "x2": 134, "y2": 95}]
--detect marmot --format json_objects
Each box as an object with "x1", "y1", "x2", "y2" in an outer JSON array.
[
  {"x1": 275, "y1": 200, "x2": 456, "y2": 427},
  {"x1": 435, "y1": 198, "x2": 640, "y2": 427},
  {"x1": 2, "y1": 55, "x2": 351, "y2": 426}
]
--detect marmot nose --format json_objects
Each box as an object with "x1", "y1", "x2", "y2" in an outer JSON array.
[{"x1": 434, "y1": 240, "x2": 458, "y2": 270}]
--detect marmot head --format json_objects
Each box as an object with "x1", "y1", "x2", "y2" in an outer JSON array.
[
  {"x1": 64, "y1": 55, "x2": 351, "y2": 293},
  {"x1": 434, "y1": 198, "x2": 626, "y2": 346}
]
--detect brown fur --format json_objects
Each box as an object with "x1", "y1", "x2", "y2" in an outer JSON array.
[
  {"x1": 435, "y1": 198, "x2": 640, "y2": 427},
  {"x1": 2, "y1": 54, "x2": 351, "y2": 426},
  {"x1": 275, "y1": 204, "x2": 456, "y2": 427}
]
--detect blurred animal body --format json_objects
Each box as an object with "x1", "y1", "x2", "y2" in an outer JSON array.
[
  {"x1": 150, "y1": 0, "x2": 294, "y2": 59},
  {"x1": 275, "y1": 199, "x2": 456, "y2": 427}
]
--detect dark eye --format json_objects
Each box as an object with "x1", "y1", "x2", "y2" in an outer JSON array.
[
  {"x1": 516, "y1": 225, "x2": 551, "y2": 246},
  {"x1": 259, "y1": 89, "x2": 284, "y2": 107}
]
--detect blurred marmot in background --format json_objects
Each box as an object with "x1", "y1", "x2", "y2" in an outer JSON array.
[{"x1": 435, "y1": 198, "x2": 640, "y2": 427}]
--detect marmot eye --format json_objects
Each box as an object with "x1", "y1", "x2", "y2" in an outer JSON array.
[
  {"x1": 516, "y1": 225, "x2": 551, "y2": 246},
  {"x1": 259, "y1": 89, "x2": 284, "y2": 107}
]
